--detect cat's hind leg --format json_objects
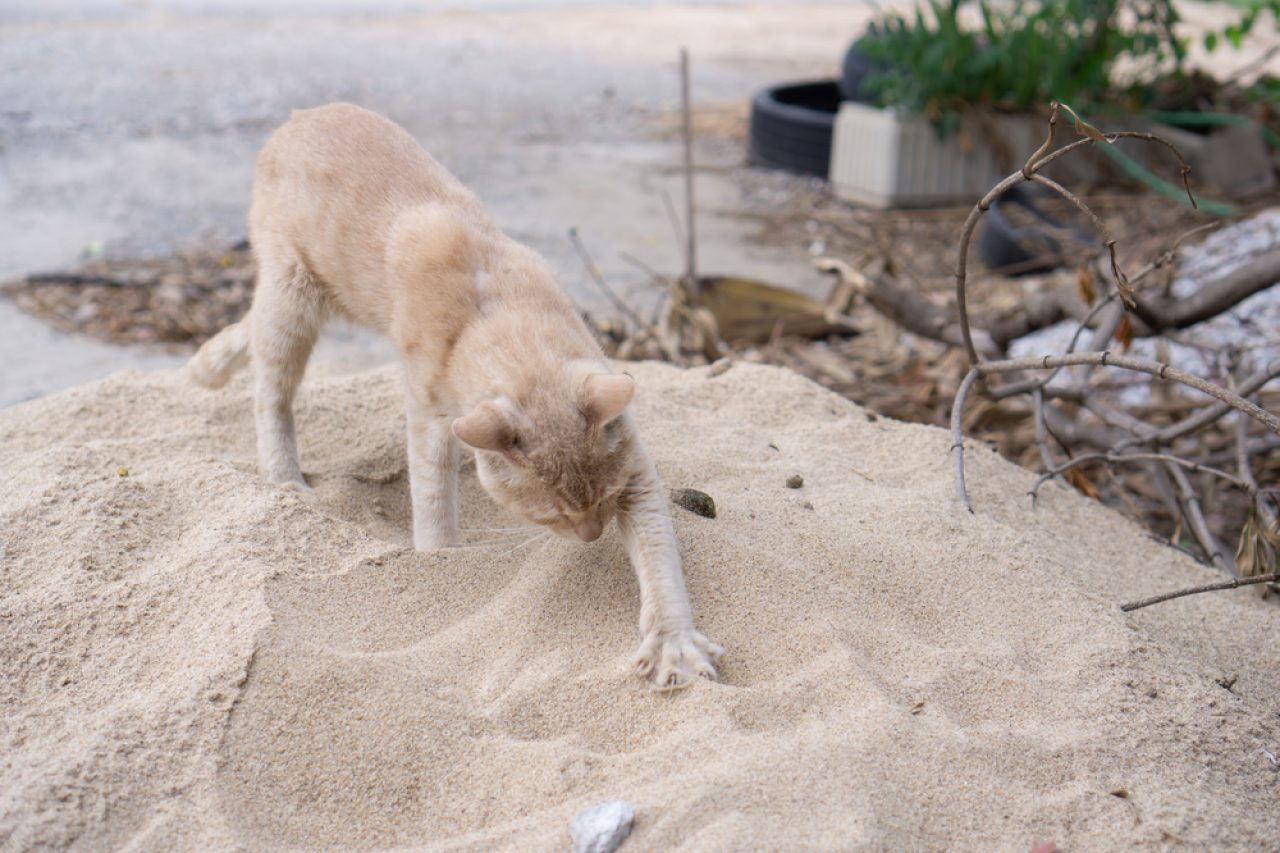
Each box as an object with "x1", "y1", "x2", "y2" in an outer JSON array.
[{"x1": 249, "y1": 248, "x2": 326, "y2": 489}]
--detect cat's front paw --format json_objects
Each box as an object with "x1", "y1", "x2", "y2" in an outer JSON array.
[{"x1": 633, "y1": 627, "x2": 723, "y2": 689}]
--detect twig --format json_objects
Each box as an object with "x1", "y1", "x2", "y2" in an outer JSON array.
[
  {"x1": 679, "y1": 47, "x2": 698, "y2": 293},
  {"x1": 952, "y1": 114, "x2": 1196, "y2": 368},
  {"x1": 1236, "y1": 409, "x2": 1279, "y2": 530},
  {"x1": 660, "y1": 190, "x2": 688, "y2": 275},
  {"x1": 988, "y1": 291, "x2": 1121, "y2": 400},
  {"x1": 1027, "y1": 173, "x2": 1133, "y2": 306},
  {"x1": 1029, "y1": 451, "x2": 1258, "y2": 501},
  {"x1": 1166, "y1": 462, "x2": 1235, "y2": 574},
  {"x1": 1032, "y1": 387, "x2": 1060, "y2": 477},
  {"x1": 951, "y1": 369, "x2": 982, "y2": 513},
  {"x1": 22, "y1": 273, "x2": 139, "y2": 288},
  {"x1": 952, "y1": 351, "x2": 1280, "y2": 509},
  {"x1": 978, "y1": 353, "x2": 1280, "y2": 435},
  {"x1": 568, "y1": 228, "x2": 650, "y2": 332},
  {"x1": 1114, "y1": 358, "x2": 1280, "y2": 451},
  {"x1": 1120, "y1": 572, "x2": 1279, "y2": 612}
]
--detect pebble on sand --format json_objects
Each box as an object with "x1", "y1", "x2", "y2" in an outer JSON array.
[{"x1": 570, "y1": 800, "x2": 636, "y2": 853}]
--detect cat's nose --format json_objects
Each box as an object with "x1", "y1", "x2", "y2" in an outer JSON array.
[{"x1": 575, "y1": 518, "x2": 603, "y2": 543}]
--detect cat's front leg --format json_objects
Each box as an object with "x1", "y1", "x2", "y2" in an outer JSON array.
[
  {"x1": 404, "y1": 383, "x2": 460, "y2": 550},
  {"x1": 616, "y1": 450, "x2": 723, "y2": 688}
]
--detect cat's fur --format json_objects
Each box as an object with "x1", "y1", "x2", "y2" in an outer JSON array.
[{"x1": 189, "y1": 103, "x2": 721, "y2": 687}]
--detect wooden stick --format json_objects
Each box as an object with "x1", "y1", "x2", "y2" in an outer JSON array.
[
  {"x1": 1120, "y1": 572, "x2": 1279, "y2": 612},
  {"x1": 679, "y1": 47, "x2": 698, "y2": 296}
]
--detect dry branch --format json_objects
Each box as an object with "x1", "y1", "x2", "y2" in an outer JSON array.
[
  {"x1": 1120, "y1": 572, "x2": 1279, "y2": 612},
  {"x1": 951, "y1": 351, "x2": 1280, "y2": 511}
]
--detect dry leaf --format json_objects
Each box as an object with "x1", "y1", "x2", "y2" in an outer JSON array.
[
  {"x1": 1059, "y1": 101, "x2": 1110, "y2": 144},
  {"x1": 1115, "y1": 314, "x2": 1135, "y2": 352},
  {"x1": 1076, "y1": 263, "x2": 1095, "y2": 306},
  {"x1": 1236, "y1": 510, "x2": 1278, "y2": 578},
  {"x1": 1066, "y1": 466, "x2": 1101, "y2": 500}
]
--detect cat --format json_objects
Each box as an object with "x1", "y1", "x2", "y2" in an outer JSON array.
[{"x1": 189, "y1": 103, "x2": 722, "y2": 688}]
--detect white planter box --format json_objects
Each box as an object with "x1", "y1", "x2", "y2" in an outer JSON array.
[
  {"x1": 829, "y1": 101, "x2": 1043, "y2": 209},
  {"x1": 829, "y1": 100, "x2": 1275, "y2": 209}
]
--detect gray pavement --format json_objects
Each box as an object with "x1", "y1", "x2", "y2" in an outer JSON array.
[{"x1": 0, "y1": 1, "x2": 868, "y2": 406}]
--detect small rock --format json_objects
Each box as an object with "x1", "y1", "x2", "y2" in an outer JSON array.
[
  {"x1": 786, "y1": 474, "x2": 804, "y2": 489},
  {"x1": 671, "y1": 488, "x2": 716, "y2": 518},
  {"x1": 707, "y1": 357, "x2": 733, "y2": 377},
  {"x1": 570, "y1": 800, "x2": 635, "y2": 853}
]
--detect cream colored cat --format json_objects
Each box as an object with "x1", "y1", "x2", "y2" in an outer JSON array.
[{"x1": 189, "y1": 103, "x2": 721, "y2": 687}]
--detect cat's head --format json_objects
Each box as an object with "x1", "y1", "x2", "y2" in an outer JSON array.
[{"x1": 452, "y1": 366, "x2": 635, "y2": 542}]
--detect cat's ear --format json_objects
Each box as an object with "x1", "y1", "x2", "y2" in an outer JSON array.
[
  {"x1": 452, "y1": 400, "x2": 519, "y2": 452},
  {"x1": 582, "y1": 373, "x2": 634, "y2": 424}
]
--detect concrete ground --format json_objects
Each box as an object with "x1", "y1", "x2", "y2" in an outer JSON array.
[{"x1": 0, "y1": 0, "x2": 875, "y2": 406}]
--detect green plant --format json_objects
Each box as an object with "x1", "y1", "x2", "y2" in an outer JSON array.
[
  {"x1": 1204, "y1": 0, "x2": 1280, "y2": 51},
  {"x1": 858, "y1": 0, "x2": 1185, "y2": 129}
]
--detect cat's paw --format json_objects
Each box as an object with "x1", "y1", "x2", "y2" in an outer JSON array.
[
  {"x1": 279, "y1": 478, "x2": 314, "y2": 496},
  {"x1": 633, "y1": 627, "x2": 723, "y2": 690}
]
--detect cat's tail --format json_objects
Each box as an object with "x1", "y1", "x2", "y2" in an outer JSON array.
[{"x1": 188, "y1": 315, "x2": 251, "y2": 389}]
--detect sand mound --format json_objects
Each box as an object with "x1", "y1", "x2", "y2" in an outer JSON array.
[{"x1": 2, "y1": 361, "x2": 1276, "y2": 850}]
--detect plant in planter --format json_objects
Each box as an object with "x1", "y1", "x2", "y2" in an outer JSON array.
[
  {"x1": 829, "y1": 0, "x2": 1274, "y2": 208},
  {"x1": 856, "y1": 0, "x2": 1184, "y2": 131}
]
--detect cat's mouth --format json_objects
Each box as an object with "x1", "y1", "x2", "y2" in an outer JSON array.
[{"x1": 544, "y1": 515, "x2": 605, "y2": 543}]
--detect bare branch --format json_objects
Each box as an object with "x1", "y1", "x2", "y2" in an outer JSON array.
[
  {"x1": 1120, "y1": 572, "x2": 1279, "y2": 612},
  {"x1": 679, "y1": 47, "x2": 698, "y2": 294},
  {"x1": 1236, "y1": 409, "x2": 1279, "y2": 530},
  {"x1": 1114, "y1": 358, "x2": 1280, "y2": 450},
  {"x1": 1166, "y1": 462, "x2": 1235, "y2": 574},
  {"x1": 952, "y1": 125, "x2": 1196, "y2": 369},
  {"x1": 952, "y1": 351, "x2": 1280, "y2": 509},
  {"x1": 1030, "y1": 451, "x2": 1258, "y2": 501},
  {"x1": 951, "y1": 368, "x2": 982, "y2": 513},
  {"x1": 974, "y1": 353, "x2": 1280, "y2": 436},
  {"x1": 568, "y1": 228, "x2": 651, "y2": 333}
]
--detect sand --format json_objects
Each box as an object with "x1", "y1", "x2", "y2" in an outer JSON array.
[{"x1": 1, "y1": 360, "x2": 1277, "y2": 851}]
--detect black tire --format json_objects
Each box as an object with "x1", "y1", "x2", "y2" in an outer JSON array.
[
  {"x1": 978, "y1": 184, "x2": 1096, "y2": 275},
  {"x1": 839, "y1": 38, "x2": 885, "y2": 103},
  {"x1": 749, "y1": 81, "x2": 841, "y2": 177}
]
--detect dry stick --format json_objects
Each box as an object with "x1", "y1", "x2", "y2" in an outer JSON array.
[
  {"x1": 1028, "y1": 173, "x2": 1133, "y2": 306},
  {"x1": 1032, "y1": 387, "x2": 1060, "y2": 476},
  {"x1": 568, "y1": 227, "x2": 651, "y2": 333},
  {"x1": 1119, "y1": 572, "x2": 1280, "y2": 612},
  {"x1": 1029, "y1": 451, "x2": 1258, "y2": 501},
  {"x1": 1202, "y1": 435, "x2": 1280, "y2": 466},
  {"x1": 659, "y1": 189, "x2": 691, "y2": 279},
  {"x1": 1074, "y1": 401, "x2": 1231, "y2": 565},
  {"x1": 951, "y1": 351, "x2": 1280, "y2": 509},
  {"x1": 1165, "y1": 462, "x2": 1235, "y2": 574},
  {"x1": 1114, "y1": 358, "x2": 1280, "y2": 451},
  {"x1": 989, "y1": 291, "x2": 1121, "y2": 400},
  {"x1": 951, "y1": 369, "x2": 983, "y2": 512},
  {"x1": 953, "y1": 127, "x2": 1196, "y2": 368},
  {"x1": 987, "y1": 223, "x2": 1234, "y2": 399},
  {"x1": 679, "y1": 47, "x2": 698, "y2": 294},
  {"x1": 1236, "y1": 409, "x2": 1279, "y2": 530}
]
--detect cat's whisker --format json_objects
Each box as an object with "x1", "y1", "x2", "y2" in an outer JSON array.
[
  {"x1": 461, "y1": 526, "x2": 536, "y2": 532},
  {"x1": 459, "y1": 528, "x2": 537, "y2": 540},
  {"x1": 494, "y1": 529, "x2": 553, "y2": 559}
]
